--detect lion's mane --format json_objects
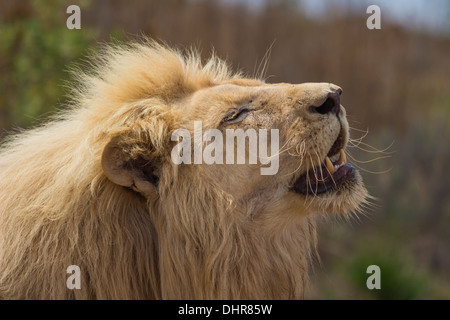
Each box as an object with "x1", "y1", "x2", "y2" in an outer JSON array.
[{"x1": 0, "y1": 41, "x2": 316, "y2": 299}]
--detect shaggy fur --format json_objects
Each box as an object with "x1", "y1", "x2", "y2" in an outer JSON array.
[{"x1": 0, "y1": 40, "x2": 367, "y2": 299}]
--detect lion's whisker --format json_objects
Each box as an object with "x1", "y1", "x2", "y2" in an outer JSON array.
[
  {"x1": 348, "y1": 139, "x2": 395, "y2": 155},
  {"x1": 349, "y1": 126, "x2": 369, "y2": 133},
  {"x1": 346, "y1": 153, "x2": 392, "y2": 164},
  {"x1": 346, "y1": 152, "x2": 393, "y2": 174}
]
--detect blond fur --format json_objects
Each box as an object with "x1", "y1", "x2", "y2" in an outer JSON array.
[{"x1": 0, "y1": 40, "x2": 365, "y2": 299}]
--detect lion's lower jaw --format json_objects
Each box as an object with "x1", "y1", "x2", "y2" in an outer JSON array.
[{"x1": 300, "y1": 171, "x2": 369, "y2": 217}]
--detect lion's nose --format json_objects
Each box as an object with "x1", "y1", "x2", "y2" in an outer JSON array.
[{"x1": 312, "y1": 88, "x2": 342, "y2": 115}]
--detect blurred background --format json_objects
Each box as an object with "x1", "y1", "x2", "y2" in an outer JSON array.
[{"x1": 0, "y1": 0, "x2": 449, "y2": 299}]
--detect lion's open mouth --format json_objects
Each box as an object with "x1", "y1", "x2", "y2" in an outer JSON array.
[{"x1": 292, "y1": 131, "x2": 356, "y2": 195}]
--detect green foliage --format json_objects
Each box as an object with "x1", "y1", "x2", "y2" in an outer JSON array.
[
  {"x1": 0, "y1": 0, "x2": 96, "y2": 130},
  {"x1": 348, "y1": 243, "x2": 430, "y2": 300}
]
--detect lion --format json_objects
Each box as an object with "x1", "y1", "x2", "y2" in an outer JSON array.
[{"x1": 0, "y1": 40, "x2": 367, "y2": 299}]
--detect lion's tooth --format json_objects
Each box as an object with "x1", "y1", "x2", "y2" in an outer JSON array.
[
  {"x1": 339, "y1": 149, "x2": 347, "y2": 164},
  {"x1": 325, "y1": 157, "x2": 335, "y2": 173}
]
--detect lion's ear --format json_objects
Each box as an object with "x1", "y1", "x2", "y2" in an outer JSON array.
[{"x1": 101, "y1": 136, "x2": 159, "y2": 196}]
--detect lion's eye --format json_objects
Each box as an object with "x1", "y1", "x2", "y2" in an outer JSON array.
[{"x1": 222, "y1": 104, "x2": 252, "y2": 124}]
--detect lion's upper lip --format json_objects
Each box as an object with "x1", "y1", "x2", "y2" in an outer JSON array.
[{"x1": 327, "y1": 125, "x2": 345, "y2": 157}]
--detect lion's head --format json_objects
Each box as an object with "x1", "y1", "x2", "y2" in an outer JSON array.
[{"x1": 0, "y1": 40, "x2": 367, "y2": 299}]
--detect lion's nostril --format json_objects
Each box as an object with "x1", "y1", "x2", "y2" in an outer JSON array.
[
  {"x1": 314, "y1": 97, "x2": 337, "y2": 115},
  {"x1": 313, "y1": 90, "x2": 341, "y2": 115}
]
